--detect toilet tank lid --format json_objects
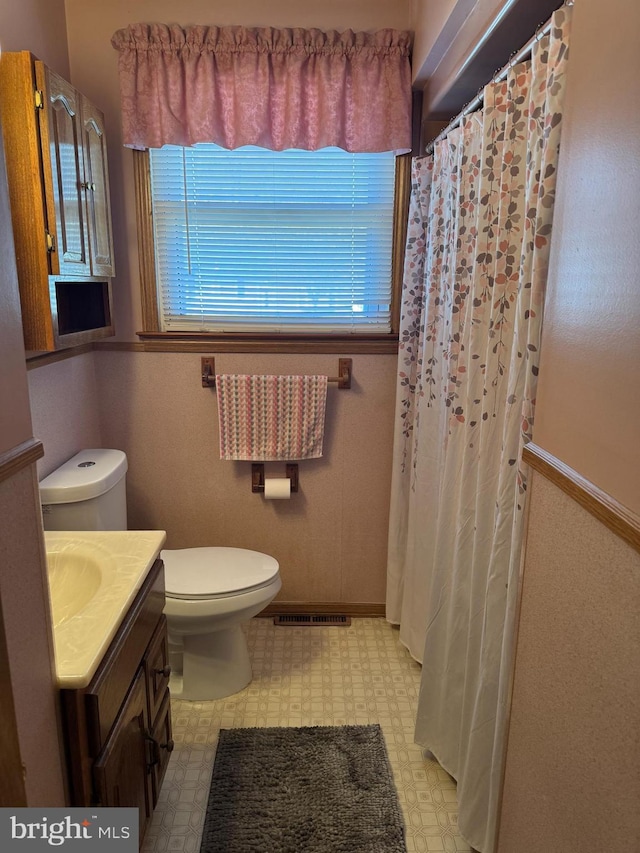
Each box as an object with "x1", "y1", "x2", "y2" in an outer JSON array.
[{"x1": 39, "y1": 449, "x2": 128, "y2": 504}]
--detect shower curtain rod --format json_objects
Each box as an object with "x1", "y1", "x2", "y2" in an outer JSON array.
[{"x1": 424, "y1": 2, "x2": 571, "y2": 155}]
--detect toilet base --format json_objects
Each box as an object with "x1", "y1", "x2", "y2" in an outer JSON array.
[{"x1": 172, "y1": 624, "x2": 253, "y2": 701}]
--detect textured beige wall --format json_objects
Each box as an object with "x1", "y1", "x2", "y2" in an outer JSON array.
[
  {"x1": 533, "y1": 0, "x2": 640, "y2": 514},
  {"x1": 410, "y1": 0, "x2": 460, "y2": 84},
  {"x1": 0, "y1": 469, "x2": 67, "y2": 805},
  {"x1": 0, "y1": 0, "x2": 70, "y2": 77},
  {"x1": 412, "y1": 0, "x2": 507, "y2": 106},
  {"x1": 497, "y1": 473, "x2": 640, "y2": 852},
  {"x1": 28, "y1": 354, "x2": 103, "y2": 478},
  {"x1": 95, "y1": 351, "x2": 397, "y2": 604}
]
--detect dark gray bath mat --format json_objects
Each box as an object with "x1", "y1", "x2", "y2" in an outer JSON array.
[{"x1": 200, "y1": 724, "x2": 407, "y2": 853}]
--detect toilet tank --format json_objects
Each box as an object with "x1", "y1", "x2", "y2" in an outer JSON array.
[{"x1": 39, "y1": 449, "x2": 128, "y2": 531}]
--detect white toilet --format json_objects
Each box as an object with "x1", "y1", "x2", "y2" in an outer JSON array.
[{"x1": 39, "y1": 449, "x2": 281, "y2": 701}]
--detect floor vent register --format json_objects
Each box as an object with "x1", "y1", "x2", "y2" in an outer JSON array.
[{"x1": 273, "y1": 614, "x2": 352, "y2": 627}]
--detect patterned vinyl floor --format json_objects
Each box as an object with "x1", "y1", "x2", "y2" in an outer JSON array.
[{"x1": 143, "y1": 617, "x2": 473, "y2": 853}]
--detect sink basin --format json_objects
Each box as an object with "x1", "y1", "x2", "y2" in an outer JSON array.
[
  {"x1": 46, "y1": 544, "x2": 107, "y2": 626},
  {"x1": 43, "y1": 530, "x2": 166, "y2": 688}
]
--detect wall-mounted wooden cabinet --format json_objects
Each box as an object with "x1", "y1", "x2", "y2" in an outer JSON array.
[{"x1": 0, "y1": 51, "x2": 115, "y2": 352}]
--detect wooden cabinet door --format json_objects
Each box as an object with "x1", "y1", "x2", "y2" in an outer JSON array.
[
  {"x1": 149, "y1": 690, "x2": 173, "y2": 806},
  {"x1": 0, "y1": 51, "x2": 55, "y2": 350},
  {"x1": 81, "y1": 99, "x2": 115, "y2": 277},
  {"x1": 38, "y1": 63, "x2": 91, "y2": 277},
  {"x1": 143, "y1": 616, "x2": 174, "y2": 806},
  {"x1": 93, "y1": 669, "x2": 152, "y2": 839},
  {"x1": 144, "y1": 615, "x2": 171, "y2": 725}
]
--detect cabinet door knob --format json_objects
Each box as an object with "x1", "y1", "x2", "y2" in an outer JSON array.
[{"x1": 154, "y1": 665, "x2": 172, "y2": 678}]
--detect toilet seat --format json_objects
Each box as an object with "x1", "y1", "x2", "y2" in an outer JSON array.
[{"x1": 162, "y1": 546, "x2": 280, "y2": 600}]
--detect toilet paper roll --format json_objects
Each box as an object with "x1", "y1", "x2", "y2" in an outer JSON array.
[{"x1": 264, "y1": 478, "x2": 291, "y2": 500}]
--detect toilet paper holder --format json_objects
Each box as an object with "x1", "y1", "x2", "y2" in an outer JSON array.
[{"x1": 252, "y1": 463, "x2": 299, "y2": 494}]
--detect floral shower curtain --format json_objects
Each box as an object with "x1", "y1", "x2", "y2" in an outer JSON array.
[{"x1": 386, "y1": 7, "x2": 572, "y2": 851}]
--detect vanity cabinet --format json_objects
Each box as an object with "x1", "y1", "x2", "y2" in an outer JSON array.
[
  {"x1": 60, "y1": 559, "x2": 173, "y2": 844},
  {"x1": 93, "y1": 670, "x2": 150, "y2": 822},
  {"x1": 0, "y1": 51, "x2": 115, "y2": 352}
]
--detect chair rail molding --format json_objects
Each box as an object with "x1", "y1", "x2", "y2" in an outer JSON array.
[
  {"x1": 0, "y1": 438, "x2": 44, "y2": 485},
  {"x1": 523, "y1": 442, "x2": 640, "y2": 554}
]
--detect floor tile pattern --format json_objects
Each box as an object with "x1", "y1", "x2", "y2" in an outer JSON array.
[{"x1": 143, "y1": 617, "x2": 472, "y2": 853}]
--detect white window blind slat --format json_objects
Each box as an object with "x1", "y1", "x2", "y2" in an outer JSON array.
[{"x1": 149, "y1": 144, "x2": 396, "y2": 333}]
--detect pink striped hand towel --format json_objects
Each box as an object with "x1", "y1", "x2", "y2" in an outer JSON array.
[{"x1": 216, "y1": 374, "x2": 329, "y2": 461}]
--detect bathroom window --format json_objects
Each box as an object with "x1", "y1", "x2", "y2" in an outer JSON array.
[{"x1": 135, "y1": 145, "x2": 409, "y2": 347}]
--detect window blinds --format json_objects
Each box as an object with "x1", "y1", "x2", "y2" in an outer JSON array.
[{"x1": 149, "y1": 145, "x2": 396, "y2": 333}]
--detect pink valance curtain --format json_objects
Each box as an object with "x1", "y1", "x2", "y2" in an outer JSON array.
[{"x1": 110, "y1": 25, "x2": 412, "y2": 152}]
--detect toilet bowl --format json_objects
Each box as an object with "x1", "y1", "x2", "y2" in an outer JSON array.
[
  {"x1": 39, "y1": 449, "x2": 281, "y2": 702},
  {"x1": 162, "y1": 547, "x2": 281, "y2": 701}
]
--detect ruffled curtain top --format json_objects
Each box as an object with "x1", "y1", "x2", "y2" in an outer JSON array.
[{"x1": 111, "y1": 24, "x2": 413, "y2": 152}]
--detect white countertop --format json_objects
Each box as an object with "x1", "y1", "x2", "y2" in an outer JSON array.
[{"x1": 44, "y1": 530, "x2": 166, "y2": 689}]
